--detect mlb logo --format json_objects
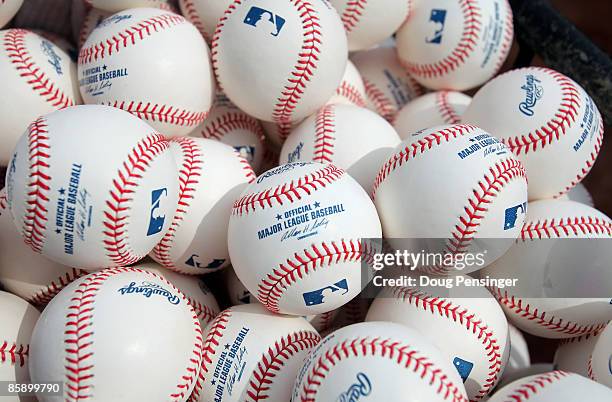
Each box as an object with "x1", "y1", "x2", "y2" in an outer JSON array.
[
  {"x1": 185, "y1": 254, "x2": 225, "y2": 270},
  {"x1": 426, "y1": 9, "x2": 447, "y2": 44},
  {"x1": 453, "y1": 357, "x2": 474, "y2": 383},
  {"x1": 504, "y1": 202, "x2": 527, "y2": 230},
  {"x1": 146, "y1": 188, "x2": 167, "y2": 236},
  {"x1": 243, "y1": 6, "x2": 286, "y2": 37},
  {"x1": 302, "y1": 279, "x2": 349, "y2": 306}
]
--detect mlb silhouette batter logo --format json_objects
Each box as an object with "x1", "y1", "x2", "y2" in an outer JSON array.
[
  {"x1": 243, "y1": 6, "x2": 286, "y2": 37},
  {"x1": 426, "y1": 9, "x2": 447, "y2": 44},
  {"x1": 185, "y1": 254, "x2": 226, "y2": 269},
  {"x1": 453, "y1": 357, "x2": 474, "y2": 383},
  {"x1": 504, "y1": 202, "x2": 527, "y2": 230},
  {"x1": 302, "y1": 279, "x2": 349, "y2": 306},
  {"x1": 147, "y1": 188, "x2": 167, "y2": 236}
]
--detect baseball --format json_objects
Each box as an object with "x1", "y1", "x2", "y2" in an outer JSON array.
[
  {"x1": 190, "y1": 303, "x2": 320, "y2": 402},
  {"x1": 488, "y1": 371, "x2": 611, "y2": 401},
  {"x1": 150, "y1": 137, "x2": 254, "y2": 274},
  {"x1": 462, "y1": 67, "x2": 604, "y2": 200},
  {"x1": 394, "y1": 91, "x2": 472, "y2": 139},
  {"x1": 502, "y1": 324, "x2": 531, "y2": 383},
  {"x1": 78, "y1": 7, "x2": 215, "y2": 137},
  {"x1": 179, "y1": 0, "x2": 232, "y2": 42},
  {"x1": 280, "y1": 103, "x2": 401, "y2": 190},
  {"x1": 136, "y1": 261, "x2": 221, "y2": 327},
  {"x1": 366, "y1": 281, "x2": 510, "y2": 400},
  {"x1": 76, "y1": 7, "x2": 110, "y2": 48},
  {"x1": 228, "y1": 162, "x2": 382, "y2": 316},
  {"x1": 212, "y1": 0, "x2": 348, "y2": 123},
  {"x1": 0, "y1": 291, "x2": 40, "y2": 390},
  {"x1": 329, "y1": 0, "x2": 410, "y2": 51},
  {"x1": 482, "y1": 199, "x2": 612, "y2": 339},
  {"x1": 262, "y1": 120, "x2": 299, "y2": 147},
  {"x1": 189, "y1": 92, "x2": 266, "y2": 172},
  {"x1": 397, "y1": 0, "x2": 513, "y2": 90},
  {"x1": 351, "y1": 46, "x2": 424, "y2": 122},
  {"x1": 292, "y1": 321, "x2": 469, "y2": 401},
  {"x1": 0, "y1": 187, "x2": 88, "y2": 306},
  {"x1": 373, "y1": 124, "x2": 529, "y2": 274},
  {"x1": 6, "y1": 105, "x2": 179, "y2": 269},
  {"x1": 0, "y1": 28, "x2": 80, "y2": 165},
  {"x1": 29, "y1": 267, "x2": 203, "y2": 402},
  {"x1": 88, "y1": 0, "x2": 176, "y2": 13},
  {"x1": 0, "y1": 0, "x2": 23, "y2": 28},
  {"x1": 326, "y1": 59, "x2": 367, "y2": 108},
  {"x1": 560, "y1": 182, "x2": 595, "y2": 207},
  {"x1": 554, "y1": 323, "x2": 611, "y2": 388}
]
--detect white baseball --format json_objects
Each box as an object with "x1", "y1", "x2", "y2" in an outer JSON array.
[
  {"x1": 189, "y1": 92, "x2": 266, "y2": 172},
  {"x1": 190, "y1": 303, "x2": 320, "y2": 402},
  {"x1": 0, "y1": 187, "x2": 88, "y2": 306},
  {"x1": 280, "y1": 103, "x2": 400, "y2": 190},
  {"x1": 0, "y1": 291, "x2": 40, "y2": 391},
  {"x1": 6, "y1": 105, "x2": 179, "y2": 269},
  {"x1": 228, "y1": 162, "x2": 382, "y2": 316},
  {"x1": 0, "y1": 0, "x2": 23, "y2": 28},
  {"x1": 559, "y1": 182, "x2": 595, "y2": 207},
  {"x1": 212, "y1": 0, "x2": 348, "y2": 123},
  {"x1": 366, "y1": 281, "x2": 510, "y2": 400},
  {"x1": 88, "y1": 0, "x2": 175, "y2": 13},
  {"x1": 179, "y1": 0, "x2": 232, "y2": 42},
  {"x1": 0, "y1": 29, "x2": 80, "y2": 166},
  {"x1": 136, "y1": 261, "x2": 221, "y2": 327},
  {"x1": 482, "y1": 199, "x2": 612, "y2": 339},
  {"x1": 397, "y1": 0, "x2": 513, "y2": 90},
  {"x1": 394, "y1": 91, "x2": 472, "y2": 139},
  {"x1": 502, "y1": 324, "x2": 531, "y2": 383},
  {"x1": 350, "y1": 46, "x2": 424, "y2": 122},
  {"x1": 372, "y1": 124, "x2": 528, "y2": 274},
  {"x1": 488, "y1": 371, "x2": 612, "y2": 402},
  {"x1": 29, "y1": 267, "x2": 203, "y2": 402},
  {"x1": 78, "y1": 8, "x2": 215, "y2": 137},
  {"x1": 326, "y1": 59, "x2": 367, "y2": 108},
  {"x1": 292, "y1": 321, "x2": 469, "y2": 401},
  {"x1": 462, "y1": 67, "x2": 604, "y2": 200},
  {"x1": 554, "y1": 322, "x2": 612, "y2": 388},
  {"x1": 330, "y1": 0, "x2": 410, "y2": 51},
  {"x1": 496, "y1": 363, "x2": 554, "y2": 390},
  {"x1": 150, "y1": 137, "x2": 254, "y2": 274}
]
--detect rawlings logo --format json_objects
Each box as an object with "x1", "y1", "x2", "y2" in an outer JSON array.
[
  {"x1": 117, "y1": 281, "x2": 180, "y2": 305},
  {"x1": 337, "y1": 372, "x2": 372, "y2": 402},
  {"x1": 40, "y1": 40, "x2": 63, "y2": 75},
  {"x1": 147, "y1": 188, "x2": 167, "y2": 236},
  {"x1": 426, "y1": 9, "x2": 447, "y2": 44},
  {"x1": 243, "y1": 6, "x2": 286, "y2": 37},
  {"x1": 97, "y1": 14, "x2": 132, "y2": 28},
  {"x1": 287, "y1": 142, "x2": 304, "y2": 163},
  {"x1": 256, "y1": 162, "x2": 311, "y2": 184},
  {"x1": 519, "y1": 74, "x2": 544, "y2": 117}
]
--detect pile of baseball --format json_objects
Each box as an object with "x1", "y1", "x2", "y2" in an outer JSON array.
[{"x1": 0, "y1": 0, "x2": 610, "y2": 401}]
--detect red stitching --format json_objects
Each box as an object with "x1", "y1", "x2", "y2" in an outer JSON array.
[
  {"x1": 587, "y1": 355, "x2": 594, "y2": 380},
  {"x1": 272, "y1": 0, "x2": 322, "y2": 123},
  {"x1": 341, "y1": 0, "x2": 367, "y2": 34},
  {"x1": 103, "y1": 134, "x2": 170, "y2": 267},
  {"x1": 298, "y1": 336, "x2": 468, "y2": 402},
  {"x1": 22, "y1": 117, "x2": 52, "y2": 254},
  {"x1": 313, "y1": 310, "x2": 337, "y2": 331},
  {"x1": 106, "y1": 100, "x2": 208, "y2": 128},
  {"x1": 392, "y1": 287, "x2": 504, "y2": 400},
  {"x1": 188, "y1": 298, "x2": 219, "y2": 325},
  {"x1": 521, "y1": 215, "x2": 612, "y2": 240},
  {"x1": 190, "y1": 309, "x2": 232, "y2": 402},
  {"x1": 180, "y1": 0, "x2": 209, "y2": 41},
  {"x1": 247, "y1": 331, "x2": 321, "y2": 401},
  {"x1": 502, "y1": 68, "x2": 581, "y2": 155},
  {"x1": 313, "y1": 105, "x2": 336, "y2": 163},
  {"x1": 29, "y1": 268, "x2": 89, "y2": 306},
  {"x1": 363, "y1": 78, "x2": 395, "y2": 121},
  {"x1": 257, "y1": 239, "x2": 375, "y2": 313},
  {"x1": 402, "y1": 0, "x2": 482, "y2": 79},
  {"x1": 335, "y1": 80, "x2": 367, "y2": 107},
  {"x1": 502, "y1": 370, "x2": 569, "y2": 401},
  {"x1": 78, "y1": 13, "x2": 187, "y2": 64},
  {"x1": 490, "y1": 287, "x2": 609, "y2": 337},
  {"x1": 436, "y1": 91, "x2": 462, "y2": 124},
  {"x1": 199, "y1": 111, "x2": 264, "y2": 142},
  {"x1": 372, "y1": 124, "x2": 478, "y2": 199},
  {"x1": 78, "y1": 9, "x2": 105, "y2": 49},
  {"x1": 0, "y1": 342, "x2": 29, "y2": 367},
  {"x1": 4, "y1": 29, "x2": 76, "y2": 109},
  {"x1": 232, "y1": 164, "x2": 345, "y2": 216},
  {"x1": 236, "y1": 150, "x2": 257, "y2": 184},
  {"x1": 0, "y1": 191, "x2": 6, "y2": 209}
]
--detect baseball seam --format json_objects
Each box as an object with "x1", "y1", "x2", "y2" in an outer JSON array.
[
  {"x1": 335, "y1": 80, "x2": 367, "y2": 107},
  {"x1": 299, "y1": 336, "x2": 468, "y2": 402},
  {"x1": 105, "y1": 100, "x2": 208, "y2": 129},
  {"x1": 199, "y1": 112, "x2": 264, "y2": 142},
  {"x1": 235, "y1": 149, "x2": 257, "y2": 184},
  {"x1": 4, "y1": 29, "x2": 76, "y2": 109},
  {"x1": 180, "y1": 0, "x2": 209, "y2": 42},
  {"x1": 436, "y1": 91, "x2": 462, "y2": 124},
  {"x1": 29, "y1": 268, "x2": 89, "y2": 306},
  {"x1": 232, "y1": 164, "x2": 345, "y2": 216},
  {"x1": 502, "y1": 370, "x2": 569, "y2": 401},
  {"x1": 103, "y1": 133, "x2": 170, "y2": 267},
  {"x1": 363, "y1": 77, "x2": 395, "y2": 121},
  {"x1": 0, "y1": 342, "x2": 29, "y2": 367},
  {"x1": 340, "y1": 0, "x2": 367, "y2": 34},
  {"x1": 521, "y1": 215, "x2": 612, "y2": 240},
  {"x1": 257, "y1": 239, "x2": 375, "y2": 313},
  {"x1": 246, "y1": 331, "x2": 321, "y2": 401},
  {"x1": 392, "y1": 287, "x2": 504, "y2": 400},
  {"x1": 188, "y1": 298, "x2": 219, "y2": 325},
  {"x1": 313, "y1": 105, "x2": 336, "y2": 163}
]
